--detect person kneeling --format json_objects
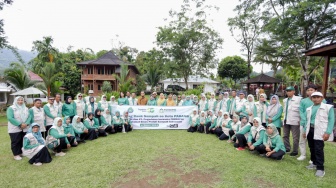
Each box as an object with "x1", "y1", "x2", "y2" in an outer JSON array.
[
  {"x1": 22, "y1": 123, "x2": 52, "y2": 166},
  {"x1": 72, "y1": 116, "x2": 97, "y2": 142},
  {"x1": 218, "y1": 112, "x2": 232, "y2": 140},
  {"x1": 94, "y1": 109, "x2": 113, "y2": 136},
  {"x1": 246, "y1": 117, "x2": 265, "y2": 152},
  {"x1": 113, "y1": 111, "x2": 125, "y2": 133},
  {"x1": 63, "y1": 116, "x2": 78, "y2": 147},
  {"x1": 49, "y1": 117, "x2": 72, "y2": 156},
  {"x1": 123, "y1": 111, "x2": 133, "y2": 132},
  {"x1": 255, "y1": 123, "x2": 285, "y2": 160},
  {"x1": 232, "y1": 116, "x2": 251, "y2": 149},
  {"x1": 187, "y1": 109, "x2": 199, "y2": 133}
]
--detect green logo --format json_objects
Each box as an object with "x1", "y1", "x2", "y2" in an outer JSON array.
[
  {"x1": 146, "y1": 108, "x2": 155, "y2": 113},
  {"x1": 128, "y1": 107, "x2": 134, "y2": 113}
]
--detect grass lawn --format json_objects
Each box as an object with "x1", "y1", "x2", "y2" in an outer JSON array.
[
  {"x1": 0, "y1": 114, "x2": 7, "y2": 125},
  {"x1": 1, "y1": 127, "x2": 336, "y2": 187}
]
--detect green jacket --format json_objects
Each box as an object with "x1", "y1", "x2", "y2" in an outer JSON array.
[
  {"x1": 248, "y1": 129, "x2": 265, "y2": 147},
  {"x1": 118, "y1": 98, "x2": 129, "y2": 105},
  {"x1": 6, "y1": 107, "x2": 31, "y2": 127},
  {"x1": 232, "y1": 124, "x2": 251, "y2": 139},
  {"x1": 83, "y1": 119, "x2": 99, "y2": 129},
  {"x1": 112, "y1": 116, "x2": 124, "y2": 126},
  {"x1": 94, "y1": 116, "x2": 109, "y2": 127},
  {"x1": 28, "y1": 108, "x2": 45, "y2": 125},
  {"x1": 189, "y1": 116, "x2": 200, "y2": 127},
  {"x1": 266, "y1": 106, "x2": 283, "y2": 128},
  {"x1": 43, "y1": 104, "x2": 59, "y2": 119},
  {"x1": 147, "y1": 99, "x2": 157, "y2": 106},
  {"x1": 49, "y1": 128, "x2": 70, "y2": 144},
  {"x1": 23, "y1": 137, "x2": 40, "y2": 150},
  {"x1": 299, "y1": 98, "x2": 326, "y2": 126},
  {"x1": 62, "y1": 103, "x2": 77, "y2": 117},
  {"x1": 263, "y1": 134, "x2": 286, "y2": 152}
]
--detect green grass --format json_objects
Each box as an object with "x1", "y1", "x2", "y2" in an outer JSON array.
[
  {"x1": 0, "y1": 115, "x2": 7, "y2": 125},
  {"x1": 1, "y1": 127, "x2": 336, "y2": 187}
]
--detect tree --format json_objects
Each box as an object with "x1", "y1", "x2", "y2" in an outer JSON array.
[
  {"x1": 113, "y1": 64, "x2": 136, "y2": 93},
  {"x1": 228, "y1": 0, "x2": 263, "y2": 79},
  {"x1": 156, "y1": 0, "x2": 223, "y2": 89},
  {"x1": 102, "y1": 81, "x2": 112, "y2": 93},
  {"x1": 134, "y1": 48, "x2": 167, "y2": 76},
  {"x1": 0, "y1": 0, "x2": 14, "y2": 49},
  {"x1": 218, "y1": 56, "x2": 250, "y2": 87},
  {"x1": 32, "y1": 36, "x2": 59, "y2": 63},
  {"x1": 143, "y1": 66, "x2": 162, "y2": 92},
  {"x1": 135, "y1": 74, "x2": 146, "y2": 93},
  {"x1": 4, "y1": 62, "x2": 35, "y2": 90},
  {"x1": 39, "y1": 63, "x2": 59, "y2": 96},
  {"x1": 59, "y1": 63, "x2": 81, "y2": 96}
]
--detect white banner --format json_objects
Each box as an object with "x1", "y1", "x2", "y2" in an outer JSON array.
[{"x1": 111, "y1": 105, "x2": 196, "y2": 129}]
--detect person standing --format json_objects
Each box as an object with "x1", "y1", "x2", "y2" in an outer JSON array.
[
  {"x1": 208, "y1": 93, "x2": 216, "y2": 112},
  {"x1": 138, "y1": 91, "x2": 148, "y2": 106},
  {"x1": 198, "y1": 94, "x2": 209, "y2": 112},
  {"x1": 118, "y1": 92, "x2": 129, "y2": 105},
  {"x1": 178, "y1": 94, "x2": 186, "y2": 106},
  {"x1": 214, "y1": 93, "x2": 223, "y2": 115},
  {"x1": 54, "y1": 93, "x2": 63, "y2": 117},
  {"x1": 304, "y1": 92, "x2": 334, "y2": 177},
  {"x1": 128, "y1": 92, "x2": 138, "y2": 106},
  {"x1": 227, "y1": 90, "x2": 238, "y2": 118},
  {"x1": 283, "y1": 86, "x2": 302, "y2": 157},
  {"x1": 241, "y1": 94, "x2": 256, "y2": 124},
  {"x1": 98, "y1": 95, "x2": 109, "y2": 111},
  {"x1": 29, "y1": 99, "x2": 46, "y2": 138},
  {"x1": 62, "y1": 96, "x2": 77, "y2": 122},
  {"x1": 84, "y1": 90, "x2": 96, "y2": 103},
  {"x1": 254, "y1": 93, "x2": 269, "y2": 127},
  {"x1": 147, "y1": 94, "x2": 158, "y2": 106},
  {"x1": 235, "y1": 91, "x2": 247, "y2": 118},
  {"x1": 7, "y1": 96, "x2": 30, "y2": 160},
  {"x1": 166, "y1": 94, "x2": 176, "y2": 106},
  {"x1": 86, "y1": 96, "x2": 98, "y2": 115},
  {"x1": 44, "y1": 96, "x2": 59, "y2": 134},
  {"x1": 266, "y1": 95, "x2": 283, "y2": 134},
  {"x1": 74, "y1": 93, "x2": 86, "y2": 121}
]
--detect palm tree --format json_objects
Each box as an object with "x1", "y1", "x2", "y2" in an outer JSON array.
[
  {"x1": 39, "y1": 63, "x2": 59, "y2": 96},
  {"x1": 32, "y1": 36, "x2": 59, "y2": 63},
  {"x1": 143, "y1": 66, "x2": 162, "y2": 91},
  {"x1": 113, "y1": 64, "x2": 136, "y2": 93},
  {"x1": 4, "y1": 62, "x2": 35, "y2": 90}
]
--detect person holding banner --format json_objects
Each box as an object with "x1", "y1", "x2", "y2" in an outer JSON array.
[
  {"x1": 197, "y1": 111, "x2": 207, "y2": 133},
  {"x1": 98, "y1": 95, "x2": 109, "y2": 111},
  {"x1": 147, "y1": 94, "x2": 157, "y2": 106},
  {"x1": 205, "y1": 110, "x2": 216, "y2": 134},
  {"x1": 113, "y1": 111, "x2": 125, "y2": 133},
  {"x1": 118, "y1": 92, "x2": 129, "y2": 105},
  {"x1": 166, "y1": 94, "x2": 176, "y2": 106},
  {"x1": 138, "y1": 91, "x2": 148, "y2": 106},
  {"x1": 218, "y1": 112, "x2": 232, "y2": 140},
  {"x1": 187, "y1": 109, "x2": 199, "y2": 133},
  {"x1": 123, "y1": 111, "x2": 133, "y2": 132},
  {"x1": 157, "y1": 93, "x2": 167, "y2": 106},
  {"x1": 210, "y1": 110, "x2": 223, "y2": 135}
]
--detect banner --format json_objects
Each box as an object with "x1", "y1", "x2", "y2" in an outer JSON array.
[{"x1": 111, "y1": 105, "x2": 195, "y2": 129}]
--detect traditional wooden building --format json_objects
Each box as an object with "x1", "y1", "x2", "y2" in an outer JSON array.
[{"x1": 77, "y1": 51, "x2": 139, "y2": 95}]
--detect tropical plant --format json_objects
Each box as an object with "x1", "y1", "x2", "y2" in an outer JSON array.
[
  {"x1": 143, "y1": 66, "x2": 162, "y2": 92},
  {"x1": 32, "y1": 36, "x2": 59, "y2": 63},
  {"x1": 113, "y1": 64, "x2": 136, "y2": 93},
  {"x1": 3, "y1": 62, "x2": 35, "y2": 90},
  {"x1": 38, "y1": 63, "x2": 60, "y2": 96},
  {"x1": 102, "y1": 81, "x2": 112, "y2": 93}
]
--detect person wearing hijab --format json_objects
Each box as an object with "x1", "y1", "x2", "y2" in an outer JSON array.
[
  {"x1": 207, "y1": 93, "x2": 216, "y2": 113},
  {"x1": 172, "y1": 94, "x2": 178, "y2": 105},
  {"x1": 205, "y1": 110, "x2": 216, "y2": 134},
  {"x1": 193, "y1": 96, "x2": 199, "y2": 106},
  {"x1": 62, "y1": 96, "x2": 77, "y2": 122},
  {"x1": 74, "y1": 93, "x2": 86, "y2": 122},
  {"x1": 166, "y1": 94, "x2": 176, "y2": 106},
  {"x1": 187, "y1": 109, "x2": 199, "y2": 133},
  {"x1": 197, "y1": 111, "x2": 207, "y2": 133},
  {"x1": 214, "y1": 94, "x2": 223, "y2": 115},
  {"x1": 228, "y1": 115, "x2": 241, "y2": 141},
  {"x1": 231, "y1": 116, "x2": 252, "y2": 149},
  {"x1": 256, "y1": 124, "x2": 286, "y2": 160},
  {"x1": 109, "y1": 96, "x2": 118, "y2": 106},
  {"x1": 198, "y1": 94, "x2": 209, "y2": 113},
  {"x1": 178, "y1": 94, "x2": 185, "y2": 106},
  {"x1": 94, "y1": 109, "x2": 112, "y2": 136},
  {"x1": 72, "y1": 115, "x2": 97, "y2": 142},
  {"x1": 62, "y1": 116, "x2": 78, "y2": 147},
  {"x1": 83, "y1": 112, "x2": 99, "y2": 138},
  {"x1": 209, "y1": 110, "x2": 223, "y2": 135},
  {"x1": 7, "y1": 96, "x2": 30, "y2": 160},
  {"x1": 147, "y1": 94, "x2": 158, "y2": 106},
  {"x1": 222, "y1": 92, "x2": 230, "y2": 113},
  {"x1": 101, "y1": 108, "x2": 115, "y2": 133},
  {"x1": 241, "y1": 94, "x2": 256, "y2": 124},
  {"x1": 218, "y1": 112, "x2": 233, "y2": 140},
  {"x1": 246, "y1": 117, "x2": 266, "y2": 151},
  {"x1": 49, "y1": 117, "x2": 71, "y2": 156},
  {"x1": 123, "y1": 111, "x2": 133, "y2": 132},
  {"x1": 44, "y1": 96, "x2": 59, "y2": 134},
  {"x1": 118, "y1": 92, "x2": 129, "y2": 105},
  {"x1": 22, "y1": 123, "x2": 52, "y2": 166},
  {"x1": 182, "y1": 96, "x2": 194, "y2": 106},
  {"x1": 266, "y1": 95, "x2": 283, "y2": 134},
  {"x1": 29, "y1": 99, "x2": 46, "y2": 138},
  {"x1": 157, "y1": 93, "x2": 167, "y2": 106},
  {"x1": 86, "y1": 96, "x2": 98, "y2": 115},
  {"x1": 113, "y1": 110, "x2": 125, "y2": 133},
  {"x1": 255, "y1": 93, "x2": 269, "y2": 127},
  {"x1": 98, "y1": 95, "x2": 109, "y2": 111}
]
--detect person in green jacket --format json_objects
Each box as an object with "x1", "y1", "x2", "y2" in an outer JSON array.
[
  {"x1": 72, "y1": 115, "x2": 97, "y2": 142},
  {"x1": 197, "y1": 111, "x2": 207, "y2": 133},
  {"x1": 218, "y1": 112, "x2": 233, "y2": 140},
  {"x1": 187, "y1": 109, "x2": 199, "y2": 133},
  {"x1": 256, "y1": 123, "x2": 286, "y2": 160},
  {"x1": 247, "y1": 117, "x2": 266, "y2": 151},
  {"x1": 94, "y1": 109, "x2": 113, "y2": 136},
  {"x1": 266, "y1": 95, "x2": 283, "y2": 134},
  {"x1": 232, "y1": 116, "x2": 251, "y2": 150},
  {"x1": 62, "y1": 96, "x2": 77, "y2": 122},
  {"x1": 210, "y1": 110, "x2": 223, "y2": 135},
  {"x1": 205, "y1": 110, "x2": 216, "y2": 134},
  {"x1": 123, "y1": 111, "x2": 133, "y2": 132},
  {"x1": 62, "y1": 116, "x2": 78, "y2": 147},
  {"x1": 118, "y1": 92, "x2": 129, "y2": 105},
  {"x1": 83, "y1": 112, "x2": 99, "y2": 139},
  {"x1": 147, "y1": 94, "x2": 157, "y2": 106},
  {"x1": 254, "y1": 93, "x2": 269, "y2": 127},
  {"x1": 113, "y1": 110, "x2": 125, "y2": 133},
  {"x1": 49, "y1": 117, "x2": 71, "y2": 156}
]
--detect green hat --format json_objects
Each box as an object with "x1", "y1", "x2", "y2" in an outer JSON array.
[{"x1": 285, "y1": 86, "x2": 295, "y2": 91}]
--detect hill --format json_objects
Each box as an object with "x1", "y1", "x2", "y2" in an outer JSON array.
[{"x1": 0, "y1": 48, "x2": 36, "y2": 69}]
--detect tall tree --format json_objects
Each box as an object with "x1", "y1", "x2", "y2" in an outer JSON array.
[
  {"x1": 4, "y1": 62, "x2": 35, "y2": 90},
  {"x1": 218, "y1": 56, "x2": 250, "y2": 88},
  {"x1": 156, "y1": 0, "x2": 223, "y2": 89},
  {"x1": 32, "y1": 36, "x2": 59, "y2": 63},
  {"x1": 0, "y1": 0, "x2": 13, "y2": 49},
  {"x1": 228, "y1": 0, "x2": 263, "y2": 79},
  {"x1": 143, "y1": 66, "x2": 162, "y2": 92},
  {"x1": 113, "y1": 64, "x2": 136, "y2": 93},
  {"x1": 39, "y1": 63, "x2": 59, "y2": 96}
]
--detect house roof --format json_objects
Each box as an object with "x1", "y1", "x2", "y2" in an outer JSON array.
[
  {"x1": 76, "y1": 51, "x2": 139, "y2": 74},
  {"x1": 304, "y1": 43, "x2": 336, "y2": 57},
  {"x1": 161, "y1": 76, "x2": 220, "y2": 84},
  {"x1": 28, "y1": 71, "x2": 43, "y2": 82},
  {"x1": 241, "y1": 73, "x2": 281, "y2": 84},
  {"x1": 0, "y1": 82, "x2": 12, "y2": 92}
]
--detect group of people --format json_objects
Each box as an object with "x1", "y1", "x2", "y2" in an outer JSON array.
[{"x1": 186, "y1": 85, "x2": 334, "y2": 178}]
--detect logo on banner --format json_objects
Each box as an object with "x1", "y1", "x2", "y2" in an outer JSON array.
[
  {"x1": 159, "y1": 108, "x2": 164, "y2": 113},
  {"x1": 146, "y1": 108, "x2": 155, "y2": 113},
  {"x1": 127, "y1": 107, "x2": 134, "y2": 113}
]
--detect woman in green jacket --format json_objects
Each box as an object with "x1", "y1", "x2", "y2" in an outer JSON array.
[
  {"x1": 49, "y1": 117, "x2": 71, "y2": 156},
  {"x1": 147, "y1": 95, "x2": 157, "y2": 106},
  {"x1": 218, "y1": 112, "x2": 232, "y2": 140},
  {"x1": 113, "y1": 110, "x2": 125, "y2": 133},
  {"x1": 256, "y1": 123, "x2": 286, "y2": 160},
  {"x1": 246, "y1": 117, "x2": 265, "y2": 151},
  {"x1": 94, "y1": 109, "x2": 113, "y2": 136},
  {"x1": 83, "y1": 112, "x2": 99, "y2": 139},
  {"x1": 232, "y1": 116, "x2": 252, "y2": 149},
  {"x1": 72, "y1": 115, "x2": 97, "y2": 141},
  {"x1": 62, "y1": 116, "x2": 78, "y2": 147},
  {"x1": 118, "y1": 92, "x2": 129, "y2": 105},
  {"x1": 62, "y1": 96, "x2": 77, "y2": 121},
  {"x1": 197, "y1": 111, "x2": 207, "y2": 133},
  {"x1": 205, "y1": 110, "x2": 216, "y2": 134},
  {"x1": 266, "y1": 95, "x2": 283, "y2": 135},
  {"x1": 187, "y1": 109, "x2": 199, "y2": 133}
]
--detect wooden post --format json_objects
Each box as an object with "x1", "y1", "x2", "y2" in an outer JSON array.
[{"x1": 322, "y1": 56, "x2": 330, "y2": 97}]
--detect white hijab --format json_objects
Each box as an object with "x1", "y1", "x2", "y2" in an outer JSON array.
[
  {"x1": 51, "y1": 117, "x2": 64, "y2": 134},
  {"x1": 12, "y1": 96, "x2": 29, "y2": 123}
]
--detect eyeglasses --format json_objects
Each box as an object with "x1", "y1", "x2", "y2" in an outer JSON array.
[
  {"x1": 103, "y1": 97, "x2": 106, "y2": 98},
  {"x1": 78, "y1": 96, "x2": 82, "y2": 97}
]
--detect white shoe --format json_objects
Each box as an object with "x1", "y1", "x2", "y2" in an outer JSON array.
[
  {"x1": 309, "y1": 160, "x2": 313, "y2": 164},
  {"x1": 297, "y1": 156, "x2": 306, "y2": 161},
  {"x1": 33, "y1": 162, "x2": 43, "y2": 166},
  {"x1": 14, "y1": 156, "x2": 22, "y2": 160},
  {"x1": 55, "y1": 152, "x2": 66, "y2": 157}
]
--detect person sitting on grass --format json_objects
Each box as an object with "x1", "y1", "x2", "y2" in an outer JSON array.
[
  {"x1": 83, "y1": 113, "x2": 99, "y2": 139},
  {"x1": 187, "y1": 109, "x2": 199, "y2": 133},
  {"x1": 94, "y1": 109, "x2": 112, "y2": 136},
  {"x1": 49, "y1": 117, "x2": 72, "y2": 157},
  {"x1": 72, "y1": 115, "x2": 97, "y2": 142},
  {"x1": 197, "y1": 111, "x2": 207, "y2": 133},
  {"x1": 228, "y1": 115, "x2": 241, "y2": 141},
  {"x1": 22, "y1": 123, "x2": 52, "y2": 166},
  {"x1": 205, "y1": 110, "x2": 216, "y2": 134},
  {"x1": 246, "y1": 117, "x2": 265, "y2": 152},
  {"x1": 123, "y1": 111, "x2": 133, "y2": 132},
  {"x1": 209, "y1": 110, "x2": 223, "y2": 135},
  {"x1": 103, "y1": 108, "x2": 115, "y2": 133},
  {"x1": 113, "y1": 110, "x2": 125, "y2": 133},
  {"x1": 62, "y1": 116, "x2": 78, "y2": 147},
  {"x1": 218, "y1": 112, "x2": 232, "y2": 140},
  {"x1": 231, "y1": 116, "x2": 251, "y2": 149},
  {"x1": 255, "y1": 123, "x2": 286, "y2": 160}
]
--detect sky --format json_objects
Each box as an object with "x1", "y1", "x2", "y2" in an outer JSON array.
[{"x1": 0, "y1": 0, "x2": 270, "y2": 73}]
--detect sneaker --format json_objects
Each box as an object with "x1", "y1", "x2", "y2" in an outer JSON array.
[
  {"x1": 55, "y1": 152, "x2": 66, "y2": 157},
  {"x1": 297, "y1": 156, "x2": 306, "y2": 161},
  {"x1": 315, "y1": 170, "x2": 325, "y2": 177},
  {"x1": 290, "y1": 152, "x2": 298, "y2": 156},
  {"x1": 33, "y1": 162, "x2": 42, "y2": 166},
  {"x1": 14, "y1": 156, "x2": 22, "y2": 160},
  {"x1": 236, "y1": 147, "x2": 245, "y2": 151},
  {"x1": 306, "y1": 164, "x2": 317, "y2": 170}
]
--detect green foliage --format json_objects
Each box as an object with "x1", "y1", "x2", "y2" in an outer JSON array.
[
  {"x1": 110, "y1": 91, "x2": 120, "y2": 99},
  {"x1": 0, "y1": 0, "x2": 13, "y2": 49},
  {"x1": 101, "y1": 81, "x2": 112, "y2": 93},
  {"x1": 38, "y1": 63, "x2": 61, "y2": 96},
  {"x1": 96, "y1": 50, "x2": 108, "y2": 58},
  {"x1": 31, "y1": 36, "x2": 59, "y2": 63},
  {"x1": 4, "y1": 62, "x2": 35, "y2": 90},
  {"x1": 143, "y1": 66, "x2": 162, "y2": 92},
  {"x1": 135, "y1": 75, "x2": 146, "y2": 94},
  {"x1": 59, "y1": 63, "x2": 81, "y2": 97},
  {"x1": 218, "y1": 56, "x2": 249, "y2": 87},
  {"x1": 184, "y1": 89, "x2": 202, "y2": 97},
  {"x1": 113, "y1": 64, "x2": 136, "y2": 93}
]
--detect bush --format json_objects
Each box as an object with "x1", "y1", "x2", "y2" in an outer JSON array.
[
  {"x1": 104, "y1": 91, "x2": 120, "y2": 101},
  {"x1": 183, "y1": 89, "x2": 202, "y2": 97},
  {"x1": 102, "y1": 81, "x2": 112, "y2": 93}
]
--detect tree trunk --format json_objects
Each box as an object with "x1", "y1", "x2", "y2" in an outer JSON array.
[
  {"x1": 47, "y1": 86, "x2": 51, "y2": 97},
  {"x1": 184, "y1": 76, "x2": 189, "y2": 90}
]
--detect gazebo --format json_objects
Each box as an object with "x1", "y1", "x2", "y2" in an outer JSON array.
[
  {"x1": 242, "y1": 73, "x2": 281, "y2": 95},
  {"x1": 304, "y1": 43, "x2": 336, "y2": 97}
]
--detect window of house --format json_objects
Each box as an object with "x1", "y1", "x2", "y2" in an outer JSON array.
[
  {"x1": 98, "y1": 85, "x2": 101, "y2": 91},
  {"x1": 0, "y1": 93, "x2": 5, "y2": 102},
  {"x1": 88, "y1": 67, "x2": 93, "y2": 74},
  {"x1": 88, "y1": 84, "x2": 93, "y2": 90}
]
